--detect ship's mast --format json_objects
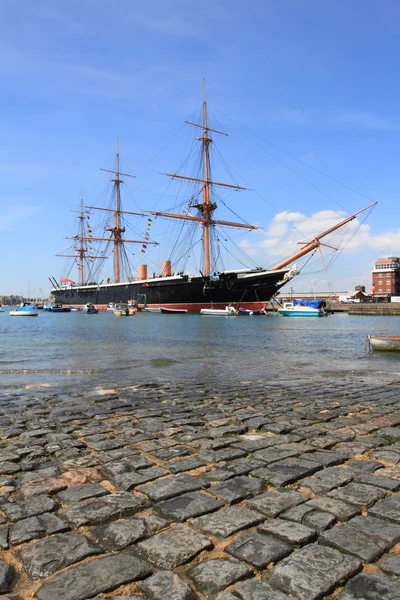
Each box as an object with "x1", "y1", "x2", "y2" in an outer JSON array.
[
  {"x1": 150, "y1": 80, "x2": 258, "y2": 276},
  {"x1": 270, "y1": 202, "x2": 378, "y2": 271},
  {"x1": 57, "y1": 197, "x2": 104, "y2": 285}
]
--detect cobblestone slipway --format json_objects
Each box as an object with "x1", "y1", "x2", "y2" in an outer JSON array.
[{"x1": 0, "y1": 375, "x2": 399, "y2": 599}]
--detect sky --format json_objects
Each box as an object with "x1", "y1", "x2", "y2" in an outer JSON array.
[{"x1": 1, "y1": 0, "x2": 400, "y2": 297}]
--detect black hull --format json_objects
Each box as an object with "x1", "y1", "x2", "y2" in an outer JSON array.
[{"x1": 51, "y1": 268, "x2": 293, "y2": 311}]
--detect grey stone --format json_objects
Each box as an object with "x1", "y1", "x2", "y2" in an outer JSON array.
[
  {"x1": 346, "y1": 460, "x2": 383, "y2": 472},
  {"x1": 2, "y1": 495, "x2": 56, "y2": 522},
  {"x1": 210, "y1": 476, "x2": 263, "y2": 504},
  {"x1": 302, "y1": 510, "x2": 336, "y2": 532},
  {"x1": 19, "y1": 532, "x2": 102, "y2": 578},
  {"x1": 134, "y1": 524, "x2": 212, "y2": 569},
  {"x1": 328, "y1": 482, "x2": 386, "y2": 508},
  {"x1": 9, "y1": 516, "x2": 45, "y2": 545},
  {"x1": 267, "y1": 544, "x2": 361, "y2": 600},
  {"x1": 93, "y1": 518, "x2": 146, "y2": 550},
  {"x1": 36, "y1": 553, "x2": 151, "y2": 600},
  {"x1": 319, "y1": 523, "x2": 388, "y2": 562},
  {"x1": 339, "y1": 572, "x2": 400, "y2": 600},
  {"x1": 59, "y1": 493, "x2": 147, "y2": 528},
  {"x1": 114, "y1": 467, "x2": 166, "y2": 491},
  {"x1": 156, "y1": 492, "x2": 223, "y2": 522},
  {"x1": 352, "y1": 471, "x2": 400, "y2": 491},
  {"x1": 253, "y1": 443, "x2": 312, "y2": 464},
  {"x1": 369, "y1": 495, "x2": 400, "y2": 523},
  {"x1": 247, "y1": 488, "x2": 306, "y2": 517},
  {"x1": 234, "y1": 578, "x2": 290, "y2": 600},
  {"x1": 37, "y1": 512, "x2": 70, "y2": 534},
  {"x1": 102, "y1": 456, "x2": 155, "y2": 480},
  {"x1": 0, "y1": 560, "x2": 14, "y2": 593},
  {"x1": 306, "y1": 497, "x2": 360, "y2": 520},
  {"x1": 0, "y1": 525, "x2": 9, "y2": 549},
  {"x1": 57, "y1": 484, "x2": 108, "y2": 504},
  {"x1": 301, "y1": 450, "x2": 348, "y2": 466},
  {"x1": 140, "y1": 571, "x2": 197, "y2": 600},
  {"x1": 302, "y1": 466, "x2": 354, "y2": 494},
  {"x1": 226, "y1": 532, "x2": 291, "y2": 568},
  {"x1": 252, "y1": 458, "x2": 321, "y2": 487},
  {"x1": 137, "y1": 474, "x2": 205, "y2": 501},
  {"x1": 380, "y1": 554, "x2": 400, "y2": 576},
  {"x1": 188, "y1": 558, "x2": 251, "y2": 596},
  {"x1": 191, "y1": 506, "x2": 263, "y2": 538},
  {"x1": 258, "y1": 518, "x2": 316, "y2": 545},
  {"x1": 166, "y1": 458, "x2": 206, "y2": 474},
  {"x1": 347, "y1": 515, "x2": 400, "y2": 544}
]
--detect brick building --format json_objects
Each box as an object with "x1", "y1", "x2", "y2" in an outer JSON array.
[{"x1": 372, "y1": 256, "x2": 400, "y2": 296}]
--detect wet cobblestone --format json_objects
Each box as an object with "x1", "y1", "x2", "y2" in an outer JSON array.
[{"x1": 0, "y1": 376, "x2": 399, "y2": 598}]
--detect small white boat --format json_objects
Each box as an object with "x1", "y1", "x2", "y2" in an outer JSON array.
[
  {"x1": 200, "y1": 306, "x2": 238, "y2": 316},
  {"x1": 367, "y1": 335, "x2": 400, "y2": 351},
  {"x1": 278, "y1": 300, "x2": 328, "y2": 317},
  {"x1": 160, "y1": 307, "x2": 188, "y2": 314},
  {"x1": 107, "y1": 303, "x2": 116, "y2": 312},
  {"x1": 143, "y1": 307, "x2": 162, "y2": 313},
  {"x1": 10, "y1": 304, "x2": 39, "y2": 317},
  {"x1": 81, "y1": 303, "x2": 99, "y2": 314}
]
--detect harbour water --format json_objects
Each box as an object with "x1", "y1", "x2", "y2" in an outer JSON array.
[{"x1": 1, "y1": 310, "x2": 400, "y2": 394}]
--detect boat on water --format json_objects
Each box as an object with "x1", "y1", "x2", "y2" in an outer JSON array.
[
  {"x1": 143, "y1": 307, "x2": 162, "y2": 313},
  {"x1": 10, "y1": 304, "x2": 39, "y2": 317},
  {"x1": 70, "y1": 306, "x2": 81, "y2": 312},
  {"x1": 200, "y1": 305, "x2": 238, "y2": 316},
  {"x1": 0, "y1": 306, "x2": 4, "y2": 313},
  {"x1": 107, "y1": 303, "x2": 116, "y2": 311},
  {"x1": 160, "y1": 307, "x2": 187, "y2": 314},
  {"x1": 278, "y1": 299, "x2": 328, "y2": 317},
  {"x1": 81, "y1": 303, "x2": 99, "y2": 314},
  {"x1": 238, "y1": 307, "x2": 265, "y2": 316},
  {"x1": 49, "y1": 304, "x2": 72, "y2": 313},
  {"x1": 367, "y1": 335, "x2": 400, "y2": 351},
  {"x1": 50, "y1": 84, "x2": 376, "y2": 313}
]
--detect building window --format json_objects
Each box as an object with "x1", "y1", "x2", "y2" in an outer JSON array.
[
  {"x1": 379, "y1": 288, "x2": 383, "y2": 292},
  {"x1": 378, "y1": 280, "x2": 382, "y2": 285}
]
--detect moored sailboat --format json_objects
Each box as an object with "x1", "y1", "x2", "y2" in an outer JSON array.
[{"x1": 51, "y1": 85, "x2": 376, "y2": 312}]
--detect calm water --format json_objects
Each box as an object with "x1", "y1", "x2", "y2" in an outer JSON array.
[{"x1": 0, "y1": 309, "x2": 400, "y2": 393}]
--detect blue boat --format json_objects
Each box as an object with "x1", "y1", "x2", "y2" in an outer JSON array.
[
  {"x1": 278, "y1": 299, "x2": 328, "y2": 317},
  {"x1": 10, "y1": 304, "x2": 39, "y2": 317}
]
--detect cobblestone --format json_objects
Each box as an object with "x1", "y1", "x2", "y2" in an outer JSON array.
[{"x1": 0, "y1": 377, "x2": 399, "y2": 599}]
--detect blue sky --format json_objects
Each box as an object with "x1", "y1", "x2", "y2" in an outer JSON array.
[{"x1": 1, "y1": 0, "x2": 400, "y2": 297}]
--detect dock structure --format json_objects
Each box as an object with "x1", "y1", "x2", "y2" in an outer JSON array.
[{"x1": 0, "y1": 375, "x2": 399, "y2": 598}]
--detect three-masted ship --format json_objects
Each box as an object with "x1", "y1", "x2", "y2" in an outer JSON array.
[{"x1": 51, "y1": 85, "x2": 376, "y2": 311}]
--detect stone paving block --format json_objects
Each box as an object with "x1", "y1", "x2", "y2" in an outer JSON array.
[
  {"x1": 252, "y1": 458, "x2": 321, "y2": 487},
  {"x1": 370, "y1": 448, "x2": 400, "y2": 464},
  {"x1": 301, "y1": 466, "x2": 354, "y2": 494},
  {"x1": 188, "y1": 558, "x2": 251, "y2": 596},
  {"x1": 210, "y1": 476, "x2": 263, "y2": 504},
  {"x1": 0, "y1": 560, "x2": 14, "y2": 593},
  {"x1": 301, "y1": 450, "x2": 349, "y2": 466},
  {"x1": 328, "y1": 482, "x2": 386, "y2": 508},
  {"x1": 93, "y1": 517, "x2": 147, "y2": 550},
  {"x1": 319, "y1": 523, "x2": 388, "y2": 562},
  {"x1": 258, "y1": 518, "x2": 316, "y2": 545},
  {"x1": 140, "y1": 570, "x2": 198, "y2": 600},
  {"x1": 166, "y1": 458, "x2": 206, "y2": 474},
  {"x1": 2, "y1": 495, "x2": 57, "y2": 522},
  {"x1": 9, "y1": 516, "x2": 46, "y2": 545},
  {"x1": 347, "y1": 514, "x2": 400, "y2": 544},
  {"x1": 58, "y1": 493, "x2": 148, "y2": 528},
  {"x1": 134, "y1": 524, "x2": 212, "y2": 569},
  {"x1": 346, "y1": 460, "x2": 383, "y2": 472},
  {"x1": 266, "y1": 544, "x2": 361, "y2": 600},
  {"x1": 37, "y1": 512, "x2": 70, "y2": 534},
  {"x1": 368, "y1": 495, "x2": 400, "y2": 523},
  {"x1": 0, "y1": 524, "x2": 9, "y2": 550},
  {"x1": 305, "y1": 497, "x2": 360, "y2": 521},
  {"x1": 338, "y1": 572, "x2": 400, "y2": 599},
  {"x1": 302, "y1": 510, "x2": 336, "y2": 532},
  {"x1": 247, "y1": 488, "x2": 306, "y2": 518},
  {"x1": 380, "y1": 553, "x2": 400, "y2": 576},
  {"x1": 36, "y1": 553, "x2": 151, "y2": 600},
  {"x1": 226, "y1": 532, "x2": 291, "y2": 568},
  {"x1": 114, "y1": 467, "x2": 167, "y2": 491},
  {"x1": 57, "y1": 483, "x2": 108, "y2": 504},
  {"x1": 191, "y1": 506, "x2": 264, "y2": 538},
  {"x1": 156, "y1": 492, "x2": 223, "y2": 522},
  {"x1": 19, "y1": 532, "x2": 102, "y2": 578},
  {"x1": 233, "y1": 578, "x2": 291, "y2": 600},
  {"x1": 351, "y1": 471, "x2": 400, "y2": 491},
  {"x1": 253, "y1": 443, "x2": 312, "y2": 464},
  {"x1": 137, "y1": 474, "x2": 206, "y2": 502}
]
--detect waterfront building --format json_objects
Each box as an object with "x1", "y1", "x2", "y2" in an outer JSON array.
[{"x1": 372, "y1": 256, "x2": 400, "y2": 297}]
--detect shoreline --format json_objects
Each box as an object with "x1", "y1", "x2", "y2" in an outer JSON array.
[{"x1": 0, "y1": 375, "x2": 399, "y2": 599}]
